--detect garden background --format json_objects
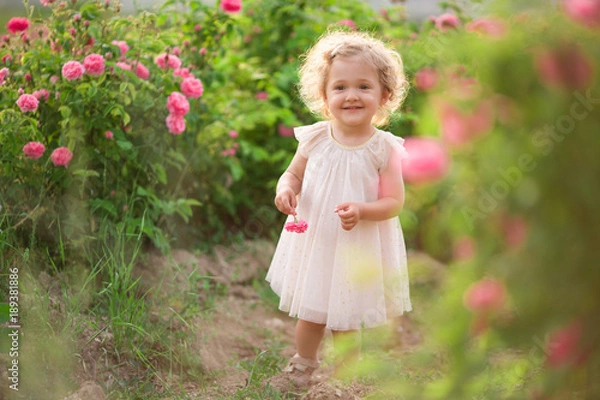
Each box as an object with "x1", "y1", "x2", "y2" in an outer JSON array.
[{"x1": 1, "y1": 0, "x2": 599, "y2": 399}]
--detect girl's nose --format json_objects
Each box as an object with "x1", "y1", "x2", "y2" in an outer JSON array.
[{"x1": 345, "y1": 89, "x2": 359, "y2": 101}]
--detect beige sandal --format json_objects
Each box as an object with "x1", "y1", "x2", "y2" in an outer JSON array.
[{"x1": 268, "y1": 354, "x2": 320, "y2": 393}]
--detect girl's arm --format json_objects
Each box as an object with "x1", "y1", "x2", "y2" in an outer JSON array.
[
  {"x1": 335, "y1": 147, "x2": 405, "y2": 230},
  {"x1": 274, "y1": 149, "x2": 308, "y2": 216}
]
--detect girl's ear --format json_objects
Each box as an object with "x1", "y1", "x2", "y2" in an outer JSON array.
[{"x1": 380, "y1": 89, "x2": 391, "y2": 106}]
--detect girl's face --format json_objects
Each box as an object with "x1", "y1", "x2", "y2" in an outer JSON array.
[{"x1": 324, "y1": 55, "x2": 389, "y2": 132}]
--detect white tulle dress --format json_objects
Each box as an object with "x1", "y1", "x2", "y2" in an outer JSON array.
[{"x1": 266, "y1": 121, "x2": 412, "y2": 331}]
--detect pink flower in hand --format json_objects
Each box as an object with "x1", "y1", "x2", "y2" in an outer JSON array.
[
  {"x1": 220, "y1": 0, "x2": 242, "y2": 13},
  {"x1": 166, "y1": 91, "x2": 190, "y2": 116},
  {"x1": 180, "y1": 77, "x2": 204, "y2": 98},
  {"x1": 23, "y1": 141, "x2": 46, "y2": 159},
  {"x1": 62, "y1": 60, "x2": 84, "y2": 80},
  {"x1": 83, "y1": 53, "x2": 106, "y2": 76},
  {"x1": 16, "y1": 94, "x2": 39, "y2": 112},
  {"x1": 285, "y1": 217, "x2": 308, "y2": 233},
  {"x1": 401, "y1": 137, "x2": 450, "y2": 185},
  {"x1": 51, "y1": 147, "x2": 73, "y2": 167}
]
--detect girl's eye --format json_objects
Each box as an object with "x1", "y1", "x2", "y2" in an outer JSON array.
[
  {"x1": 360, "y1": 85, "x2": 370, "y2": 90},
  {"x1": 335, "y1": 85, "x2": 344, "y2": 90}
]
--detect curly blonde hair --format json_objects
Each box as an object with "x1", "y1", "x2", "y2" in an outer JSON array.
[{"x1": 298, "y1": 30, "x2": 408, "y2": 126}]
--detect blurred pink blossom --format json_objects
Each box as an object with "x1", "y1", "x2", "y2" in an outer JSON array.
[
  {"x1": 50, "y1": 75, "x2": 59, "y2": 84},
  {"x1": 115, "y1": 61, "x2": 131, "y2": 71},
  {"x1": 503, "y1": 215, "x2": 528, "y2": 249},
  {"x1": 563, "y1": 0, "x2": 600, "y2": 28},
  {"x1": 194, "y1": 24, "x2": 202, "y2": 31},
  {"x1": 172, "y1": 46, "x2": 181, "y2": 56},
  {"x1": 435, "y1": 13, "x2": 460, "y2": 31},
  {"x1": 453, "y1": 236, "x2": 476, "y2": 261},
  {"x1": 463, "y1": 278, "x2": 506, "y2": 314},
  {"x1": 199, "y1": 47, "x2": 207, "y2": 55},
  {"x1": 229, "y1": 130, "x2": 239, "y2": 138},
  {"x1": 255, "y1": 91, "x2": 268, "y2": 100},
  {"x1": 181, "y1": 77, "x2": 204, "y2": 98},
  {"x1": 23, "y1": 141, "x2": 46, "y2": 159},
  {"x1": 61, "y1": 60, "x2": 84, "y2": 80},
  {"x1": 83, "y1": 53, "x2": 105, "y2": 76},
  {"x1": 73, "y1": 13, "x2": 81, "y2": 21},
  {"x1": 337, "y1": 19, "x2": 357, "y2": 30},
  {"x1": 134, "y1": 62, "x2": 149, "y2": 80},
  {"x1": 166, "y1": 114, "x2": 186, "y2": 135},
  {"x1": 51, "y1": 147, "x2": 73, "y2": 167},
  {"x1": 166, "y1": 92, "x2": 190, "y2": 116},
  {"x1": 33, "y1": 89, "x2": 49, "y2": 101},
  {"x1": 16, "y1": 94, "x2": 39, "y2": 112},
  {"x1": 24, "y1": 73, "x2": 31, "y2": 81},
  {"x1": 546, "y1": 320, "x2": 588, "y2": 368},
  {"x1": 401, "y1": 137, "x2": 450, "y2": 185},
  {"x1": 2, "y1": 54, "x2": 12, "y2": 64},
  {"x1": 173, "y1": 67, "x2": 191, "y2": 79},
  {"x1": 105, "y1": 131, "x2": 114, "y2": 139},
  {"x1": 7, "y1": 17, "x2": 29, "y2": 34},
  {"x1": 220, "y1": 0, "x2": 242, "y2": 13},
  {"x1": 466, "y1": 18, "x2": 507, "y2": 37},
  {"x1": 414, "y1": 67, "x2": 439, "y2": 91},
  {"x1": 534, "y1": 45, "x2": 594, "y2": 90},
  {"x1": 40, "y1": 0, "x2": 57, "y2": 6},
  {"x1": 0, "y1": 67, "x2": 8, "y2": 85},
  {"x1": 278, "y1": 124, "x2": 294, "y2": 137},
  {"x1": 111, "y1": 40, "x2": 129, "y2": 56},
  {"x1": 155, "y1": 53, "x2": 182, "y2": 69},
  {"x1": 440, "y1": 101, "x2": 493, "y2": 146}
]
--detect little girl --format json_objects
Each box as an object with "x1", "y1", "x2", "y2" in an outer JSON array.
[{"x1": 266, "y1": 30, "x2": 412, "y2": 391}]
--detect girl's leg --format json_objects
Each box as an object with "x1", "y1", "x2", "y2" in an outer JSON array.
[
  {"x1": 295, "y1": 319, "x2": 326, "y2": 361},
  {"x1": 331, "y1": 329, "x2": 361, "y2": 378}
]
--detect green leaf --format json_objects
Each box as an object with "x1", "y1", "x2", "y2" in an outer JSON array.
[
  {"x1": 116, "y1": 140, "x2": 133, "y2": 150},
  {"x1": 73, "y1": 169, "x2": 100, "y2": 178}
]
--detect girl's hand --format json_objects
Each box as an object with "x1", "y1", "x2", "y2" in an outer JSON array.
[
  {"x1": 334, "y1": 202, "x2": 361, "y2": 231},
  {"x1": 275, "y1": 187, "x2": 297, "y2": 216}
]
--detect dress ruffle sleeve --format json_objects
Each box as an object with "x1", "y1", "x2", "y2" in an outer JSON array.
[
  {"x1": 369, "y1": 130, "x2": 409, "y2": 172},
  {"x1": 294, "y1": 121, "x2": 330, "y2": 158}
]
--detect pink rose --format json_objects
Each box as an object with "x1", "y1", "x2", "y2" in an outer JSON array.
[
  {"x1": 435, "y1": 13, "x2": 460, "y2": 31},
  {"x1": 61, "y1": 60, "x2": 84, "y2": 80},
  {"x1": 16, "y1": 94, "x2": 39, "y2": 112},
  {"x1": 6, "y1": 17, "x2": 29, "y2": 34},
  {"x1": 51, "y1": 147, "x2": 73, "y2": 167},
  {"x1": 23, "y1": 141, "x2": 46, "y2": 159},
  {"x1": 337, "y1": 19, "x2": 357, "y2": 30},
  {"x1": 166, "y1": 114, "x2": 186, "y2": 135},
  {"x1": 105, "y1": 131, "x2": 114, "y2": 139},
  {"x1": 414, "y1": 67, "x2": 439, "y2": 91},
  {"x1": 33, "y1": 89, "x2": 49, "y2": 101},
  {"x1": 173, "y1": 67, "x2": 191, "y2": 79},
  {"x1": 220, "y1": 0, "x2": 242, "y2": 13},
  {"x1": 285, "y1": 219, "x2": 308, "y2": 233},
  {"x1": 0, "y1": 67, "x2": 9, "y2": 85},
  {"x1": 228, "y1": 130, "x2": 239, "y2": 138},
  {"x1": 50, "y1": 75, "x2": 59, "y2": 84},
  {"x1": 401, "y1": 137, "x2": 450, "y2": 185},
  {"x1": 440, "y1": 101, "x2": 493, "y2": 146},
  {"x1": 546, "y1": 320, "x2": 588, "y2": 368},
  {"x1": 466, "y1": 18, "x2": 507, "y2": 37},
  {"x1": 180, "y1": 77, "x2": 204, "y2": 98},
  {"x1": 278, "y1": 124, "x2": 294, "y2": 137},
  {"x1": 134, "y1": 62, "x2": 150, "y2": 80},
  {"x1": 255, "y1": 91, "x2": 268, "y2": 101},
  {"x1": 83, "y1": 53, "x2": 105, "y2": 76},
  {"x1": 534, "y1": 45, "x2": 594, "y2": 91},
  {"x1": 199, "y1": 47, "x2": 207, "y2": 55},
  {"x1": 463, "y1": 278, "x2": 506, "y2": 314},
  {"x1": 115, "y1": 61, "x2": 131, "y2": 71},
  {"x1": 166, "y1": 91, "x2": 190, "y2": 116},
  {"x1": 154, "y1": 53, "x2": 182, "y2": 69},
  {"x1": 111, "y1": 40, "x2": 129, "y2": 56},
  {"x1": 563, "y1": 0, "x2": 600, "y2": 28}
]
